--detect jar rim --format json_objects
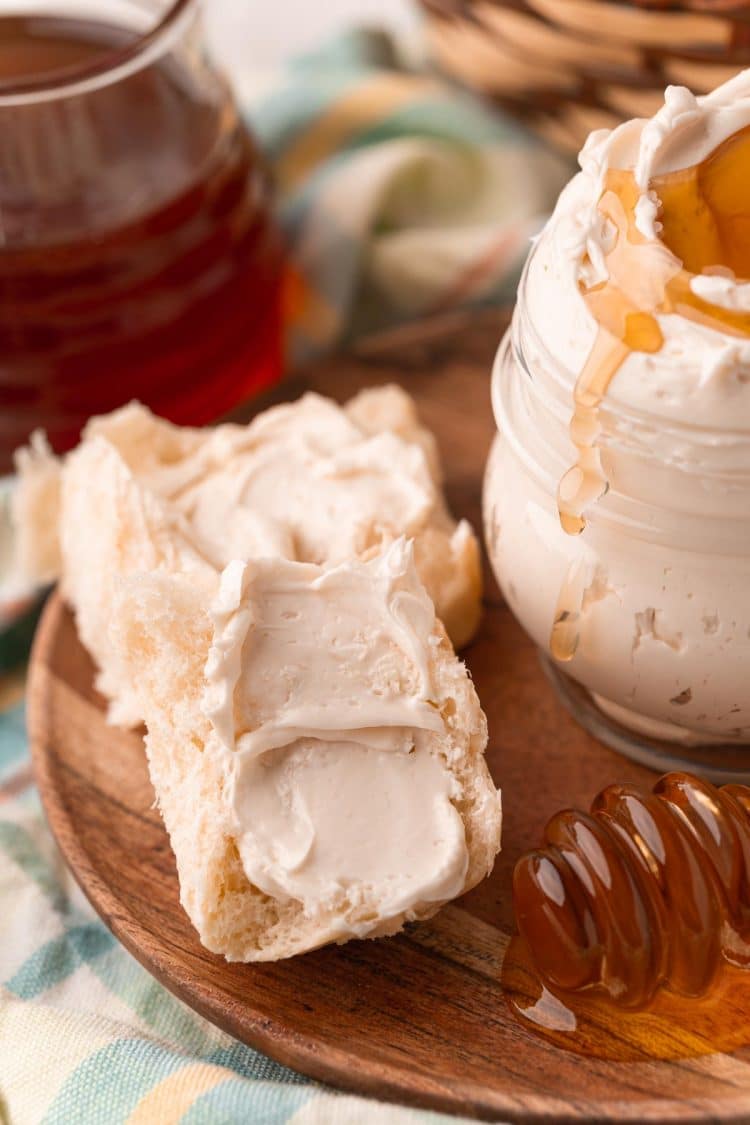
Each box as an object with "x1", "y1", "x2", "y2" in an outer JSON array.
[
  {"x1": 492, "y1": 331, "x2": 750, "y2": 546},
  {"x1": 516, "y1": 240, "x2": 750, "y2": 444},
  {"x1": 0, "y1": 0, "x2": 196, "y2": 106}
]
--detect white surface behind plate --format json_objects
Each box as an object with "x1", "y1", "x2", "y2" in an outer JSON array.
[{"x1": 205, "y1": 0, "x2": 420, "y2": 72}]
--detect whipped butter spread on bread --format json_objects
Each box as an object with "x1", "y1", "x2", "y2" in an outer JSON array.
[
  {"x1": 15, "y1": 387, "x2": 481, "y2": 724},
  {"x1": 110, "y1": 540, "x2": 501, "y2": 960},
  {"x1": 14, "y1": 387, "x2": 501, "y2": 961}
]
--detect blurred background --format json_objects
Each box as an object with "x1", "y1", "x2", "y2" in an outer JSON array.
[{"x1": 206, "y1": 0, "x2": 421, "y2": 69}]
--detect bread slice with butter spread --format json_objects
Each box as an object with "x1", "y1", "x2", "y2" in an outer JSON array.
[
  {"x1": 14, "y1": 388, "x2": 482, "y2": 725},
  {"x1": 109, "y1": 539, "x2": 501, "y2": 962}
]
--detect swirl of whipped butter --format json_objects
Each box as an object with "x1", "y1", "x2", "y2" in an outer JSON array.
[
  {"x1": 131, "y1": 392, "x2": 438, "y2": 570},
  {"x1": 525, "y1": 70, "x2": 750, "y2": 425},
  {"x1": 201, "y1": 539, "x2": 469, "y2": 928}
]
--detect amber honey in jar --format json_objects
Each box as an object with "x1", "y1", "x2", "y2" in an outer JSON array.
[{"x1": 0, "y1": 1, "x2": 285, "y2": 472}]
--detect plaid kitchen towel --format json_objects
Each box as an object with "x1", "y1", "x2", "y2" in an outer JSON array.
[
  {"x1": 0, "y1": 683, "x2": 477, "y2": 1125},
  {"x1": 0, "y1": 25, "x2": 568, "y2": 1125},
  {"x1": 243, "y1": 29, "x2": 570, "y2": 364}
]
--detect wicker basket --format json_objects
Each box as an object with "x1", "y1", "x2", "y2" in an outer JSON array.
[{"x1": 418, "y1": 0, "x2": 750, "y2": 152}]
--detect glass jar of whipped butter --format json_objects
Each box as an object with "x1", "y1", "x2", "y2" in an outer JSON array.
[{"x1": 484, "y1": 86, "x2": 750, "y2": 781}]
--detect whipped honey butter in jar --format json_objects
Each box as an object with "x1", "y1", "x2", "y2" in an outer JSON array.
[{"x1": 484, "y1": 75, "x2": 750, "y2": 780}]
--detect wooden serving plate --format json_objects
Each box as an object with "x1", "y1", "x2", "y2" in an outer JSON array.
[{"x1": 27, "y1": 310, "x2": 750, "y2": 1122}]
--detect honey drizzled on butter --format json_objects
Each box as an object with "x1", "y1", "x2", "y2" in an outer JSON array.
[
  {"x1": 503, "y1": 772, "x2": 750, "y2": 1060},
  {"x1": 550, "y1": 123, "x2": 750, "y2": 661}
]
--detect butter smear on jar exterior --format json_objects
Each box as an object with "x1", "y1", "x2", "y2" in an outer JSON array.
[{"x1": 484, "y1": 73, "x2": 750, "y2": 773}]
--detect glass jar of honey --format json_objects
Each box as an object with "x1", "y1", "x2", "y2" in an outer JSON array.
[
  {"x1": 484, "y1": 246, "x2": 750, "y2": 782},
  {"x1": 0, "y1": 0, "x2": 284, "y2": 472}
]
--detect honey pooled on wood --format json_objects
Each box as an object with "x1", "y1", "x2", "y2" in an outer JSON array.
[
  {"x1": 503, "y1": 771, "x2": 750, "y2": 1060},
  {"x1": 550, "y1": 123, "x2": 750, "y2": 661}
]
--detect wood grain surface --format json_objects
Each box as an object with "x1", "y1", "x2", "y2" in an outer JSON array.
[{"x1": 27, "y1": 309, "x2": 750, "y2": 1122}]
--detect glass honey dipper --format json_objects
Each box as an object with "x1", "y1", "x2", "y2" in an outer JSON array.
[{"x1": 504, "y1": 772, "x2": 750, "y2": 1059}]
